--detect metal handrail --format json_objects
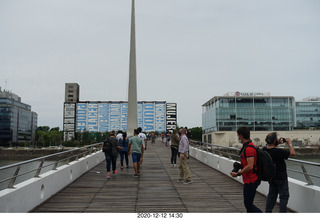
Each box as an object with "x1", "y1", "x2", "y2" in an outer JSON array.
[
  {"x1": 190, "y1": 140, "x2": 320, "y2": 186},
  {"x1": 0, "y1": 143, "x2": 103, "y2": 189}
]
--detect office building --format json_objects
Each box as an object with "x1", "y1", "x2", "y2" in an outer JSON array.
[
  {"x1": 0, "y1": 88, "x2": 38, "y2": 146},
  {"x1": 202, "y1": 91, "x2": 295, "y2": 133},
  {"x1": 63, "y1": 83, "x2": 177, "y2": 141},
  {"x1": 296, "y1": 97, "x2": 320, "y2": 128}
]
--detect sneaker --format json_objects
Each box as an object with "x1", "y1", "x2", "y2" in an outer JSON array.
[
  {"x1": 133, "y1": 174, "x2": 139, "y2": 177},
  {"x1": 106, "y1": 175, "x2": 111, "y2": 179},
  {"x1": 177, "y1": 179, "x2": 184, "y2": 183},
  {"x1": 113, "y1": 170, "x2": 117, "y2": 174},
  {"x1": 138, "y1": 171, "x2": 141, "y2": 176},
  {"x1": 183, "y1": 180, "x2": 193, "y2": 184}
]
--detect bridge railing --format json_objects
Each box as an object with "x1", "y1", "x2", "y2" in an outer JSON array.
[
  {"x1": 190, "y1": 140, "x2": 320, "y2": 186},
  {"x1": 0, "y1": 143, "x2": 103, "y2": 190}
]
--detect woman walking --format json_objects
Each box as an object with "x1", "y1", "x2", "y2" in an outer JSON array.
[
  {"x1": 119, "y1": 132, "x2": 129, "y2": 169},
  {"x1": 103, "y1": 131, "x2": 122, "y2": 179}
]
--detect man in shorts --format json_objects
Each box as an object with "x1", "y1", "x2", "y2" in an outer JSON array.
[{"x1": 129, "y1": 129, "x2": 143, "y2": 177}]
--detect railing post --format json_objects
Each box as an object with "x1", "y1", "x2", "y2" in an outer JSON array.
[
  {"x1": 34, "y1": 160, "x2": 44, "y2": 177},
  {"x1": 7, "y1": 166, "x2": 20, "y2": 188},
  {"x1": 300, "y1": 163, "x2": 313, "y2": 185},
  {"x1": 52, "y1": 160, "x2": 59, "y2": 170}
]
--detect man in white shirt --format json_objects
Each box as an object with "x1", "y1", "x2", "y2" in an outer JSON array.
[
  {"x1": 177, "y1": 128, "x2": 192, "y2": 184},
  {"x1": 116, "y1": 130, "x2": 123, "y2": 141},
  {"x1": 137, "y1": 127, "x2": 147, "y2": 166}
]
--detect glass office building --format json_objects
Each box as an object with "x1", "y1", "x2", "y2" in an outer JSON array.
[
  {"x1": 202, "y1": 92, "x2": 295, "y2": 133},
  {"x1": 0, "y1": 89, "x2": 37, "y2": 146},
  {"x1": 296, "y1": 97, "x2": 320, "y2": 128}
]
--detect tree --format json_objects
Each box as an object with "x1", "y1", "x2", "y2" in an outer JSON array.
[{"x1": 189, "y1": 127, "x2": 202, "y2": 141}]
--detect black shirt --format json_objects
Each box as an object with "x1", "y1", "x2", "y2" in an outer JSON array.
[{"x1": 265, "y1": 147, "x2": 290, "y2": 180}]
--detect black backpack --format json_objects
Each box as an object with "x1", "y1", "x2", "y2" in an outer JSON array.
[
  {"x1": 244, "y1": 145, "x2": 276, "y2": 181},
  {"x1": 103, "y1": 137, "x2": 112, "y2": 154}
]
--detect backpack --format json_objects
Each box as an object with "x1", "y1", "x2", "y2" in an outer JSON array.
[
  {"x1": 244, "y1": 145, "x2": 276, "y2": 181},
  {"x1": 103, "y1": 137, "x2": 112, "y2": 154}
]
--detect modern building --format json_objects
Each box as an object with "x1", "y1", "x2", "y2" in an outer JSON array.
[
  {"x1": 0, "y1": 88, "x2": 38, "y2": 146},
  {"x1": 296, "y1": 97, "x2": 320, "y2": 128},
  {"x1": 63, "y1": 83, "x2": 177, "y2": 141},
  {"x1": 202, "y1": 92, "x2": 296, "y2": 133}
]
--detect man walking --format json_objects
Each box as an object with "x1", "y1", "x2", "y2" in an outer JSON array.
[
  {"x1": 230, "y1": 127, "x2": 262, "y2": 212},
  {"x1": 177, "y1": 128, "x2": 192, "y2": 184},
  {"x1": 264, "y1": 132, "x2": 296, "y2": 213},
  {"x1": 137, "y1": 127, "x2": 147, "y2": 166},
  {"x1": 128, "y1": 129, "x2": 143, "y2": 177}
]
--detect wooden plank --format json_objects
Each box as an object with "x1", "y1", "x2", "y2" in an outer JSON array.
[{"x1": 31, "y1": 140, "x2": 292, "y2": 213}]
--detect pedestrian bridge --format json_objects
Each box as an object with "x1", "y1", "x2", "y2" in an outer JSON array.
[{"x1": 0, "y1": 140, "x2": 319, "y2": 213}]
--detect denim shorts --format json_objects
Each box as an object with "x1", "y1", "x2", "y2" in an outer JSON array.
[{"x1": 132, "y1": 152, "x2": 141, "y2": 163}]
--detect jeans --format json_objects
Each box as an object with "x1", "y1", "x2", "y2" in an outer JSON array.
[
  {"x1": 105, "y1": 153, "x2": 117, "y2": 172},
  {"x1": 266, "y1": 179, "x2": 289, "y2": 213},
  {"x1": 119, "y1": 151, "x2": 129, "y2": 166},
  {"x1": 171, "y1": 146, "x2": 178, "y2": 164},
  {"x1": 243, "y1": 179, "x2": 262, "y2": 213}
]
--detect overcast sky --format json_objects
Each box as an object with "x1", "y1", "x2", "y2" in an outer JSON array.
[{"x1": 1, "y1": 0, "x2": 320, "y2": 129}]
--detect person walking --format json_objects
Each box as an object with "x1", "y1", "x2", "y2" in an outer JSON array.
[
  {"x1": 119, "y1": 132, "x2": 129, "y2": 169},
  {"x1": 264, "y1": 132, "x2": 296, "y2": 213},
  {"x1": 103, "y1": 130, "x2": 122, "y2": 179},
  {"x1": 177, "y1": 128, "x2": 192, "y2": 184},
  {"x1": 116, "y1": 130, "x2": 123, "y2": 141},
  {"x1": 128, "y1": 129, "x2": 143, "y2": 177},
  {"x1": 170, "y1": 130, "x2": 180, "y2": 167},
  {"x1": 137, "y1": 127, "x2": 147, "y2": 167},
  {"x1": 151, "y1": 132, "x2": 156, "y2": 143},
  {"x1": 230, "y1": 127, "x2": 262, "y2": 213}
]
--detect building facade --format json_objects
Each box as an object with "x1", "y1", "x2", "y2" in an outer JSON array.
[
  {"x1": 65, "y1": 83, "x2": 79, "y2": 103},
  {"x1": 63, "y1": 84, "x2": 177, "y2": 141},
  {"x1": 0, "y1": 88, "x2": 38, "y2": 146},
  {"x1": 202, "y1": 92, "x2": 295, "y2": 133},
  {"x1": 296, "y1": 97, "x2": 320, "y2": 128}
]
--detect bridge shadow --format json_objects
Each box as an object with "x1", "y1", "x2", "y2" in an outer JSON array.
[{"x1": 32, "y1": 140, "x2": 287, "y2": 213}]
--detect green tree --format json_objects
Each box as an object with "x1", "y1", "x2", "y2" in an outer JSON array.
[
  {"x1": 36, "y1": 126, "x2": 63, "y2": 147},
  {"x1": 189, "y1": 127, "x2": 202, "y2": 141}
]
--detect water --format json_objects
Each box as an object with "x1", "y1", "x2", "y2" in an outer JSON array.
[
  {"x1": 0, "y1": 159, "x2": 63, "y2": 190},
  {"x1": 286, "y1": 156, "x2": 320, "y2": 187}
]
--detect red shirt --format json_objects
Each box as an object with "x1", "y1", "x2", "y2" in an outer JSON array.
[{"x1": 240, "y1": 141, "x2": 258, "y2": 184}]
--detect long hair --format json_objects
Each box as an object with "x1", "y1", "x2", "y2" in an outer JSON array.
[{"x1": 123, "y1": 132, "x2": 127, "y2": 142}]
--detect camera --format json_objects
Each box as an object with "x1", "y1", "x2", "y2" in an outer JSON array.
[
  {"x1": 232, "y1": 162, "x2": 242, "y2": 173},
  {"x1": 282, "y1": 138, "x2": 287, "y2": 143}
]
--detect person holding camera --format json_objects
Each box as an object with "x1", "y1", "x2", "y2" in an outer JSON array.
[
  {"x1": 264, "y1": 132, "x2": 296, "y2": 213},
  {"x1": 230, "y1": 127, "x2": 262, "y2": 213}
]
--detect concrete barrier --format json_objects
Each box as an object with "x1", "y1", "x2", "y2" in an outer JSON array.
[
  {"x1": 190, "y1": 147, "x2": 320, "y2": 213},
  {"x1": 0, "y1": 151, "x2": 105, "y2": 213}
]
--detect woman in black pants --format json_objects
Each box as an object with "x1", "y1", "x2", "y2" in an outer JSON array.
[{"x1": 170, "y1": 130, "x2": 180, "y2": 167}]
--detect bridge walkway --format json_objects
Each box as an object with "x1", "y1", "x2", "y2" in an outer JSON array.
[{"x1": 32, "y1": 140, "x2": 285, "y2": 213}]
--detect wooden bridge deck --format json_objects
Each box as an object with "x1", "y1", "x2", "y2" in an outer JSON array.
[{"x1": 32, "y1": 140, "x2": 286, "y2": 213}]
